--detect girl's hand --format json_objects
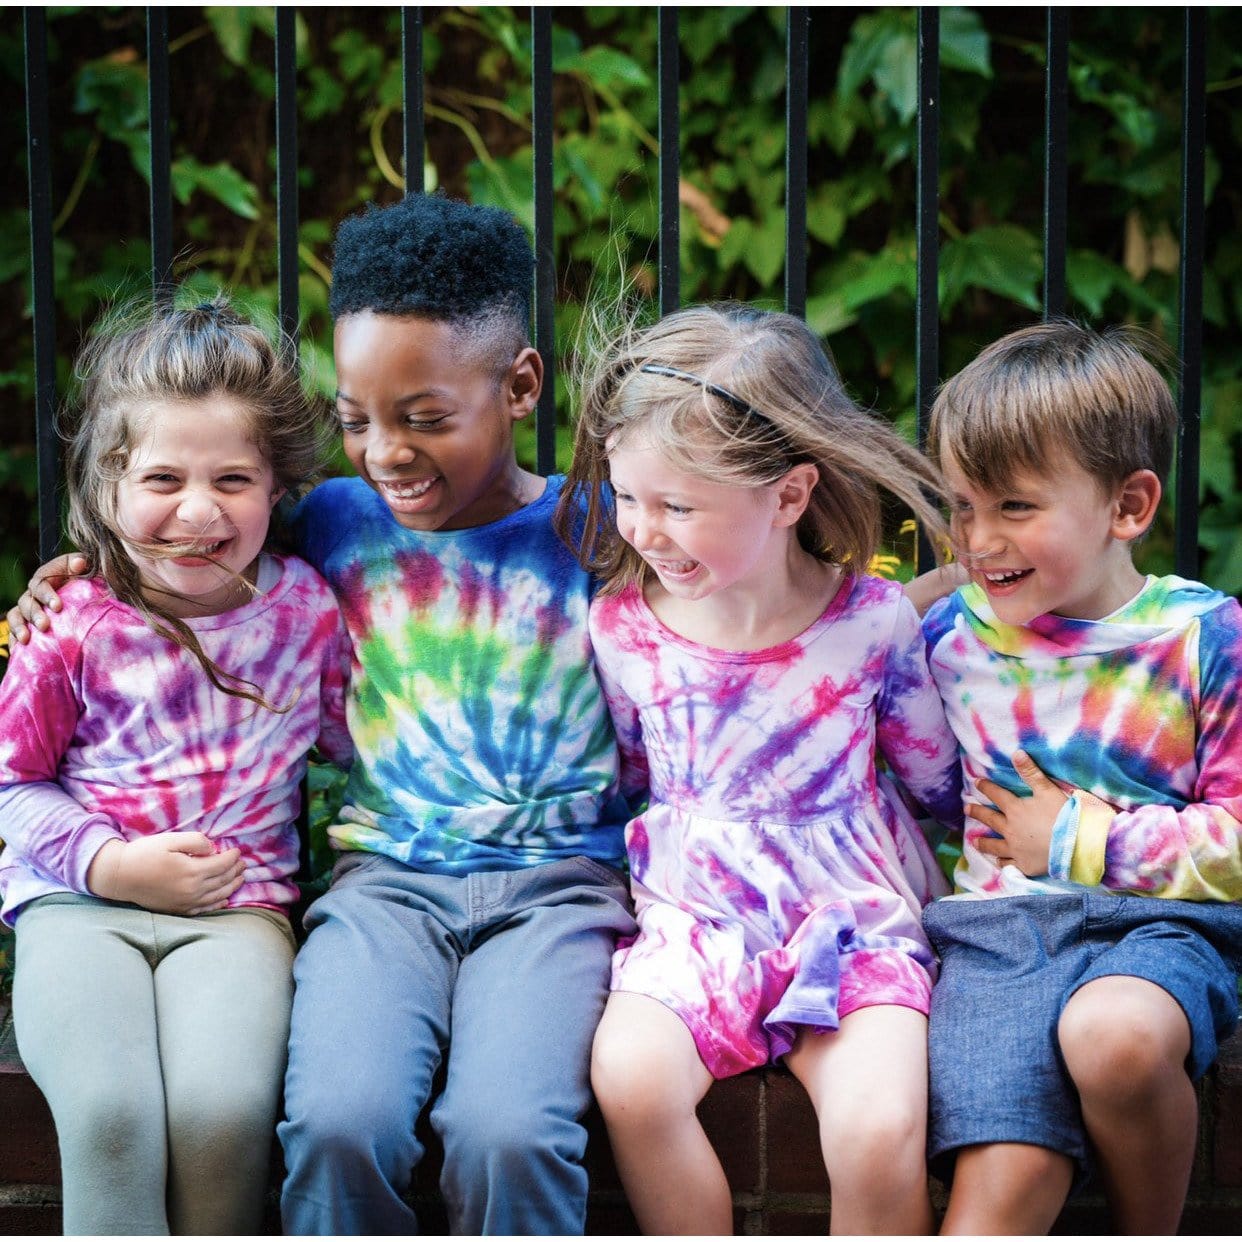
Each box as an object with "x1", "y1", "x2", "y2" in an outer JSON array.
[
  {"x1": 969, "y1": 751, "x2": 1068, "y2": 876},
  {"x1": 7, "y1": 554, "x2": 88, "y2": 644},
  {"x1": 87, "y1": 833, "x2": 246, "y2": 916}
]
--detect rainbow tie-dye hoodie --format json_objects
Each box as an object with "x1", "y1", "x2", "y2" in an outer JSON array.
[
  {"x1": 291, "y1": 475, "x2": 627, "y2": 873},
  {"x1": 923, "y1": 576, "x2": 1242, "y2": 903}
]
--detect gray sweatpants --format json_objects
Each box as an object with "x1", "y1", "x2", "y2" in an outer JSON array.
[{"x1": 13, "y1": 894, "x2": 295, "y2": 1236}]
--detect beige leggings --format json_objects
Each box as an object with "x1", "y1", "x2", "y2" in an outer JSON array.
[{"x1": 13, "y1": 895, "x2": 295, "y2": 1236}]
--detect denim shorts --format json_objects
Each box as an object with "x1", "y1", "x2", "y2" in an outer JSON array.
[{"x1": 923, "y1": 892, "x2": 1242, "y2": 1178}]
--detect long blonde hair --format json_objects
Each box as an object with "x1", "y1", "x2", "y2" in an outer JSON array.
[
  {"x1": 63, "y1": 295, "x2": 334, "y2": 704},
  {"x1": 556, "y1": 302, "x2": 949, "y2": 593}
]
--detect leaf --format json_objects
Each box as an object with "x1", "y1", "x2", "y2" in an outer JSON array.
[
  {"x1": 564, "y1": 45, "x2": 649, "y2": 90},
  {"x1": 205, "y1": 7, "x2": 261, "y2": 67},
  {"x1": 805, "y1": 291, "x2": 858, "y2": 337},
  {"x1": 837, "y1": 11, "x2": 911, "y2": 101},
  {"x1": 940, "y1": 226, "x2": 1043, "y2": 314},
  {"x1": 170, "y1": 158, "x2": 260, "y2": 220},
  {"x1": 1198, "y1": 425, "x2": 1234, "y2": 501},
  {"x1": 331, "y1": 29, "x2": 384, "y2": 85},
  {"x1": 833, "y1": 247, "x2": 916, "y2": 313},
  {"x1": 874, "y1": 30, "x2": 919, "y2": 124},
  {"x1": 941, "y1": 8, "x2": 992, "y2": 79},
  {"x1": 742, "y1": 212, "x2": 786, "y2": 287},
  {"x1": 1066, "y1": 250, "x2": 1122, "y2": 317}
]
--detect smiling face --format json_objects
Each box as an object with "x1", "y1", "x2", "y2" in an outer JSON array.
[
  {"x1": 607, "y1": 435, "x2": 799, "y2": 605},
  {"x1": 334, "y1": 311, "x2": 542, "y2": 532},
  {"x1": 942, "y1": 449, "x2": 1153, "y2": 624},
  {"x1": 115, "y1": 394, "x2": 281, "y2": 618}
]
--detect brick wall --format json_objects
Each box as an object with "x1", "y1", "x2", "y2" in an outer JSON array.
[{"x1": 3, "y1": 1013, "x2": 1240, "y2": 1234}]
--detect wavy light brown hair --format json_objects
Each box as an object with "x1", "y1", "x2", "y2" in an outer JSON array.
[
  {"x1": 63, "y1": 295, "x2": 334, "y2": 704},
  {"x1": 928, "y1": 320, "x2": 1177, "y2": 495},
  {"x1": 555, "y1": 302, "x2": 950, "y2": 593}
]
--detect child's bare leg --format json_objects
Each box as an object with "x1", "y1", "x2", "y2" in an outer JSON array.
[
  {"x1": 1058, "y1": 976, "x2": 1195, "y2": 1235},
  {"x1": 940, "y1": 1141, "x2": 1074, "y2": 1234},
  {"x1": 591, "y1": 991, "x2": 728, "y2": 1234},
  {"x1": 785, "y1": 1005, "x2": 934, "y2": 1235}
]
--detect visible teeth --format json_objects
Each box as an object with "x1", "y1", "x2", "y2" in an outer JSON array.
[
  {"x1": 659, "y1": 560, "x2": 697, "y2": 574},
  {"x1": 985, "y1": 569, "x2": 1027, "y2": 584},
  {"x1": 382, "y1": 478, "x2": 434, "y2": 499}
]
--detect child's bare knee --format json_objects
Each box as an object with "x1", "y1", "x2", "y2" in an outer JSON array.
[{"x1": 1059, "y1": 980, "x2": 1189, "y2": 1101}]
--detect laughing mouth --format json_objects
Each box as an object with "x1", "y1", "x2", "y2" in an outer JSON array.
[
  {"x1": 161, "y1": 538, "x2": 226, "y2": 558},
  {"x1": 377, "y1": 477, "x2": 436, "y2": 500},
  {"x1": 651, "y1": 557, "x2": 699, "y2": 576},
  {"x1": 982, "y1": 568, "x2": 1033, "y2": 587}
]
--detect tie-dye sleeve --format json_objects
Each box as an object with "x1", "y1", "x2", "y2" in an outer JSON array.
[
  {"x1": 875, "y1": 594, "x2": 963, "y2": 832},
  {"x1": 315, "y1": 609, "x2": 354, "y2": 768},
  {"x1": 0, "y1": 629, "x2": 124, "y2": 892},
  {"x1": 1056, "y1": 606, "x2": 1242, "y2": 901},
  {"x1": 591, "y1": 645, "x2": 649, "y2": 812}
]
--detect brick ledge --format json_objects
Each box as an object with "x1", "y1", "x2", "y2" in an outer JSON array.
[{"x1": 3, "y1": 1015, "x2": 1240, "y2": 1234}]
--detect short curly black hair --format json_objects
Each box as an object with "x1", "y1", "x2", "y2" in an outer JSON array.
[{"x1": 329, "y1": 192, "x2": 533, "y2": 339}]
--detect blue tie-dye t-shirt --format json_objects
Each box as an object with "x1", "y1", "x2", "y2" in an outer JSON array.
[{"x1": 291, "y1": 475, "x2": 628, "y2": 873}]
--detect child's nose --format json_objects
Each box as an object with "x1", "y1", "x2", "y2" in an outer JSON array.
[
  {"x1": 368, "y1": 427, "x2": 415, "y2": 470},
  {"x1": 176, "y1": 489, "x2": 223, "y2": 526},
  {"x1": 962, "y1": 516, "x2": 1004, "y2": 560},
  {"x1": 632, "y1": 510, "x2": 666, "y2": 550}
]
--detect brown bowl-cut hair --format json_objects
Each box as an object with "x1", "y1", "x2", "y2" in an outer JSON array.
[{"x1": 928, "y1": 320, "x2": 1177, "y2": 498}]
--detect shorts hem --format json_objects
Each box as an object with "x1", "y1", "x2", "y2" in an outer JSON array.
[{"x1": 929, "y1": 1112, "x2": 1087, "y2": 1169}]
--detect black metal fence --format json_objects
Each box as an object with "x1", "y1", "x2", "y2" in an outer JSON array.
[{"x1": 21, "y1": 7, "x2": 1209, "y2": 573}]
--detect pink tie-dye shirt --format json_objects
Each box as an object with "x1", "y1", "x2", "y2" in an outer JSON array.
[
  {"x1": 0, "y1": 556, "x2": 352, "y2": 924},
  {"x1": 924, "y1": 575, "x2": 1242, "y2": 902}
]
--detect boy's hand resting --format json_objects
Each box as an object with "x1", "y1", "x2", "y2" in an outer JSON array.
[
  {"x1": 7, "y1": 553, "x2": 86, "y2": 643},
  {"x1": 87, "y1": 834, "x2": 246, "y2": 916},
  {"x1": 969, "y1": 751, "x2": 1068, "y2": 876}
]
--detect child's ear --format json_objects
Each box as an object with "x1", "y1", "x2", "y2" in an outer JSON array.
[
  {"x1": 506, "y1": 347, "x2": 544, "y2": 421},
  {"x1": 1112, "y1": 468, "x2": 1162, "y2": 542},
  {"x1": 269, "y1": 485, "x2": 286, "y2": 509},
  {"x1": 772, "y1": 462, "x2": 819, "y2": 528}
]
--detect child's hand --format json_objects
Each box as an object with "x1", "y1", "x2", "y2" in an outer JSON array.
[
  {"x1": 6, "y1": 554, "x2": 87, "y2": 644},
  {"x1": 903, "y1": 562, "x2": 969, "y2": 616},
  {"x1": 968, "y1": 751, "x2": 1068, "y2": 876},
  {"x1": 87, "y1": 833, "x2": 246, "y2": 916}
]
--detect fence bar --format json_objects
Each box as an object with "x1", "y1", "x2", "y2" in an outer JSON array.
[
  {"x1": 658, "y1": 8, "x2": 680, "y2": 315},
  {"x1": 1042, "y1": 8, "x2": 1068, "y2": 320},
  {"x1": 24, "y1": 8, "x2": 58, "y2": 562},
  {"x1": 147, "y1": 8, "x2": 173, "y2": 301},
  {"x1": 274, "y1": 8, "x2": 299, "y2": 351},
  {"x1": 531, "y1": 8, "x2": 556, "y2": 474},
  {"x1": 401, "y1": 8, "x2": 424, "y2": 195},
  {"x1": 1174, "y1": 6, "x2": 1205, "y2": 578},
  {"x1": 914, "y1": 8, "x2": 939, "y2": 451},
  {"x1": 914, "y1": 9, "x2": 940, "y2": 569},
  {"x1": 784, "y1": 7, "x2": 808, "y2": 319}
]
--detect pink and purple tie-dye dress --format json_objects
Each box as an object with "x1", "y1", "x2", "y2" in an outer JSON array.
[
  {"x1": 0, "y1": 556, "x2": 352, "y2": 925},
  {"x1": 589, "y1": 574, "x2": 962, "y2": 1078}
]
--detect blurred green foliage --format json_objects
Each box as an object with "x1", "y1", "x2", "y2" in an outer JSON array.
[{"x1": 2, "y1": 8, "x2": 1241, "y2": 594}]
